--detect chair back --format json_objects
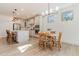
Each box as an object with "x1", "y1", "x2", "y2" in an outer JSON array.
[
  {"x1": 58, "y1": 32, "x2": 62, "y2": 42},
  {"x1": 6, "y1": 30, "x2": 10, "y2": 37},
  {"x1": 6, "y1": 30, "x2": 10, "y2": 34}
]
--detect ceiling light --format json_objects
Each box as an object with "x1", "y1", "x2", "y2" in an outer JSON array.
[
  {"x1": 45, "y1": 10, "x2": 48, "y2": 15},
  {"x1": 56, "y1": 6, "x2": 59, "y2": 11},
  {"x1": 50, "y1": 8, "x2": 54, "y2": 13}
]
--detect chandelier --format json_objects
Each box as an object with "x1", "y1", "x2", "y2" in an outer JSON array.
[
  {"x1": 41, "y1": 3, "x2": 59, "y2": 16},
  {"x1": 12, "y1": 9, "x2": 23, "y2": 21},
  {"x1": 12, "y1": 9, "x2": 17, "y2": 21}
]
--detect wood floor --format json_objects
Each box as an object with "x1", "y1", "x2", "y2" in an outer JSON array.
[{"x1": 0, "y1": 37, "x2": 79, "y2": 56}]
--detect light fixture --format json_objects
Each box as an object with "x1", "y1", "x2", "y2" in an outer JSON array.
[
  {"x1": 56, "y1": 6, "x2": 59, "y2": 11},
  {"x1": 49, "y1": 8, "x2": 54, "y2": 13},
  {"x1": 12, "y1": 9, "x2": 21, "y2": 21},
  {"x1": 41, "y1": 4, "x2": 59, "y2": 16},
  {"x1": 12, "y1": 9, "x2": 17, "y2": 21},
  {"x1": 12, "y1": 9, "x2": 17, "y2": 15},
  {"x1": 45, "y1": 10, "x2": 48, "y2": 15}
]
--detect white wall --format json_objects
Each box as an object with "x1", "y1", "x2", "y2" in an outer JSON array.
[
  {"x1": 35, "y1": 16, "x2": 40, "y2": 25},
  {"x1": 0, "y1": 15, "x2": 13, "y2": 37},
  {"x1": 59, "y1": 5, "x2": 79, "y2": 45},
  {"x1": 40, "y1": 4, "x2": 79, "y2": 46}
]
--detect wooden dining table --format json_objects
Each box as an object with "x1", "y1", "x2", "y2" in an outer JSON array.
[{"x1": 38, "y1": 32, "x2": 57, "y2": 50}]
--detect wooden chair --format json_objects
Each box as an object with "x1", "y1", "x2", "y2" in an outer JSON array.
[
  {"x1": 6, "y1": 30, "x2": 13, "y2": 45},
  {"x1": 38, "y1": 33, "x2": 44, "y2": 48},
  {"x1": 12, "y1": 32, "x2": 18, "y2": 43},
  {"x1": 56, "y1": 32, "x2": 62, "y2": 49},
  {"x1": 43, "y1": 32, "x2": 48, "y2": 49},
  {"x1": 38, "y1": 32, "x2": 47, "y2": 49},
  {"x1": 47, "y1": 32, "x2": 54, "y2": 50}
]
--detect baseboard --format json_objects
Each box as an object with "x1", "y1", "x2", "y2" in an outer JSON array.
[{"x1": 62, "y1": 41, "x2": 79, "y2": 47}]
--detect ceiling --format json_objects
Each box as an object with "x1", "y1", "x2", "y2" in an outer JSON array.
[{"x1": 0, "y1": 3, "x2": 76, "y2": 19}]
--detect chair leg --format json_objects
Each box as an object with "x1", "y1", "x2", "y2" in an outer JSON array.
[
  {"x1": 49, "y1": 42, "x2": 54, "y2": 50},
  {"x1": 39, "y1": 41, "x2": 44, "y2": 49},
  {"x1": 8, "y1": 37, "x2": 13, "y2": 45},
  {"x1": 57, "y1": 43, "x2": 61, "y2": 50},
  {"x1": 44, "y1": 42, "x2": 47, "y2": 49},
  {"x1": 40, "y1": 44, "x2": 44, "y2": 49}
]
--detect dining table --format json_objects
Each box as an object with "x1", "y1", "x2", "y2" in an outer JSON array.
[{"x1": 38, "y1": 31, "x2": 57, "y2": 50}]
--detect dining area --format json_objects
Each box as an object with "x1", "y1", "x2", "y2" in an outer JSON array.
[
  {"x1": 38, "y1": 31, "x2": 62, "y2": 50},
  {"x1": 6, "y1": 28, "x2": 62, "y2": 50}
]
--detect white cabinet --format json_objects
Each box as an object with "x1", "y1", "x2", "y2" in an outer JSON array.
[{"x1": 17, "y1": 30, "x2": 29, "y2": 43}]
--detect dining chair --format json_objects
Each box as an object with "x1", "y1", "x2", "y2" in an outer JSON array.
[
  {"x1": 56, "y1": 32, "x2": 62, "y2": 49},
  {"x1": 43, "y1": 32, "x2": 48, "y2": 49},
  {"x1": 38, "y1": 32, "x2": 44, "y2": 48},
  {"x1": 12, "y1": 32, "x2": 18, "y2": 43},
  {"x1": 6, "y1": 30, "x2": 13, "y2": 45},
  {"x1": 38, "y1": 32, "x2": 47, "y2": 49},
  {"x1": 46, "y1": 32, "x2": 54, "y2": 50}
]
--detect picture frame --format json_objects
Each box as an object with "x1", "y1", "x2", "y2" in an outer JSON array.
[{"x1": 62, "y1": 11, "x2": 73, "y2": 21}]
